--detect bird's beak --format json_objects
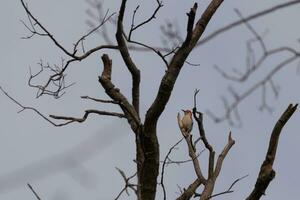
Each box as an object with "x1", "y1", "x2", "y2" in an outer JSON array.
[{"x1": 181, "y1": 109, "x2": 185, "y2": 112}]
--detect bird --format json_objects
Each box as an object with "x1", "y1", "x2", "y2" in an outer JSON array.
[{"x1": 181, "y1": 109, "x2": 193, "y2": 134}]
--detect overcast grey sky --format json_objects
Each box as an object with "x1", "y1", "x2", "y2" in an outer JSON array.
[{"x1": 0, "y1": 0, "x2": 300, "y2": 199}]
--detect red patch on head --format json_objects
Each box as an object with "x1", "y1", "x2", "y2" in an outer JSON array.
[{"x1": 185, "y1": 110, "x2": 192, "y2": 116}]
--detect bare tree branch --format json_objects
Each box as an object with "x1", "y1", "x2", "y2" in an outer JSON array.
[
  {"x1": 207, "y1": 175, "x2": 248, "y2": 199},
  {"x1": 0, "y1": 86, "x2": 70, "y2": 127},
  {"x1": 81, "y1": 95, "x2": 119, "y2": 104},
  {"x1": 208, "y1": 55, "x2": 298, "y2": 124},
  {"x1": 214, "y1": 132, "x2": 235, "y2": 180},
  {"x1": 128, "y1": 0, "x2": 163, "y2": 40},
  {"x1": 176, "y1": 179, "x2": 202, "y2": 200},
  {"x1": 145, "y1": 0, "x2": 223, "y2": 128},
  {"x1": 73, "y1": 9, "x2": 116, "y2": 54},
  {"x1": 178, "y1": 113, "x2": 207, "y2": 184},
  {"x1": 114, "y1": 168, "x2": 137, "y2": 200},
  {"x1": 246, "y1": 104, "x2": 298, "y2": 200},
  {"x1": 21, "y1": 0, "x2": 118, "y2": 59},
  {"x1": 138, "y1": 2, "x2": 224, "y2": 199},
  {"x1": 116, "y1": 0, "x2": 141, "y2": 115},
  {"x1": 27, "y1": 183, "x2": 42, "y2": 200},
  {"x1": 28, "y1": 59, "x2": 76, "y2": 98},
  {"x1": 98, "y1": 54, "x2": 141, "y2": 131},
  {"x1": 13, "y1": 1, "x2": 299, "y2": 200},
  {"x1": 198, "y1": 0, "x2": 300, "y2": 46},
  {"x1": 20, "y1": 0, "x2": 118, "y2": 98},
  {"x1": 125, "y1": 38, "x2": 169, "y2": 68},
  {"x1": 49, "y1": 109, "x2": 126, "y2": 123},
  {"x1": 20, "y1": 0, "x2": 74, "y2": 57},
  {"x1": 207, "y1": 13, "x2": 300, "y2": 125},
  {"x1": 193, "y1": 89, "x2": 215, "y2": 178},
  {"x1": 0, "y1": 86, "x2": 124, "y2": 127},
  {"x1": 160, "y1": 138, "x2": 184, "y2": 200},
  {"x1": 199, "y1": 132, "x2": 235, "y2": 200},
  {"x1": 194, "y1": 174, "x2": 249, "y2": 199},
  {"x1": 85, "y1": 1, "x2": 300, "y2": 55}
]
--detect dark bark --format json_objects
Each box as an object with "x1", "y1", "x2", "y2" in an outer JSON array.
[
  {"x1": 98, "y1": 54, "x2": 140, "y2": 132},
  {"x1": 246, "y1": 104, "x2": 297, "y2": 200},
  {"x1": 116, "y1": 0, "x2": 141, "y2": 115},
  {"x1": 138, "y1": 125, "x2": 160, "y2": 200},
  {"x1": 176, "y1": 179, "x2": 202, "y2": 200},
  {"x1": 141, "y1": 1, "x2": 224, "y2": 199}
]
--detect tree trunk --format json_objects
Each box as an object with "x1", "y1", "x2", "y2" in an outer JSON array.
[{"x1": 137, "y1": 124, "x2": 159, "y2": 200}]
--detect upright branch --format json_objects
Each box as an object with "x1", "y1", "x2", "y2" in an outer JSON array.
[
  {"x1": 138, "y1": 1, "x2": 224, "y2": 200},
  {"x1": 184, "y1": 4, "x2": 198, "y2": 46},
  {"x1": 116, "y1": 0, "x2": 141, "y2": 115},
  {"x1": 246, "y1": 104, "x2": 298, "y2": 200},
  {"x1": 198, "y1": 132, "x2": 235, "y2": 200},
  {"x1": 98, "y1": 54, "x2": 140, "y2": 132},
  {"x1": 177, "y1": 113, "x2": 207, "y2": 184},
  {"x1": 193, "y1": 89, "x2": 215, "y2": 178}
]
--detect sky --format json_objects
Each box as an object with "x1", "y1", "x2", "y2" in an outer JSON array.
[{"x1": 0, "y1": 0, "x2": 300, "y2": 199}]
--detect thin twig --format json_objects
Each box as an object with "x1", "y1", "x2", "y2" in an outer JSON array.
[
  {"x1": 27, "y1": 183, "x2": 42, "y2": 200},
  {"x1": 160, "y1": 138, "x2": 184, "y2": 200},
  {"x1": 0, "y1": 86, "x2": 125, "y2": 127},
  {"x1": 114, "y1": 168, "x2": 137, "y2": 200},
  {"x1": 128, "y1": 0, "x2": 163, "y2": 40},
  {"x1": 81, "y1": 95, "x2": 119, "y2": 104},
  {"x1": 208, "y1": 174, "x2": 249, "y2": 199}
]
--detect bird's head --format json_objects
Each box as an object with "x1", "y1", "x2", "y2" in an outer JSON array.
[{"x1": 182, "y1": 109, "x2": 192, "y2": 116}]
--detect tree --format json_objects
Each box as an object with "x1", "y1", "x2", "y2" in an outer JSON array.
[{"x1": 1, "y1": 0, "x2": 299, "y2": 199}]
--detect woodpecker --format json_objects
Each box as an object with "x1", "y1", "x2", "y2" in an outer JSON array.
[{"x1": 181, "y1": 109, "x2": 193, "y2": 134}]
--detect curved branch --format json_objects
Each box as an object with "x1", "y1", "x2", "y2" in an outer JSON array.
[
  {"x1": 207, "y1": 175, "x2": 248, "y2": 199},
  {"x1": 246, "y1": 104, "x2": 298, "y2": 200},
  {"x1": 0, "y1": 86, "x2": 72, "y2": 127},
  {"x1": 1, "y1": 86, "x2": 124, "y2": 127}
]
